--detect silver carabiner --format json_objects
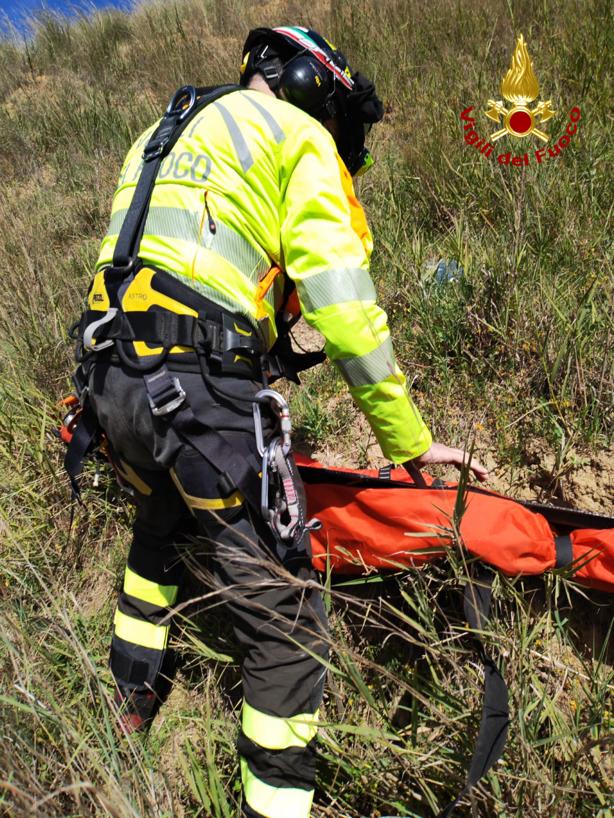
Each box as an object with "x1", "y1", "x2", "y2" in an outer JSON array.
[
  {"x1": 253, "y1": 389, "x2": 295, "y2": 539},
  {"x1": 252, "y1": 389, "x2": 321, "y2": 544},
  {"x1": 82, "y1": 308, "x2": 118, "y2": 352},
  {"x1": 254, "y1": 389, "x2": 292, "y2": 454},
  {"x1": 259, "y1": 445, "x2": 272, "y2": 521}
]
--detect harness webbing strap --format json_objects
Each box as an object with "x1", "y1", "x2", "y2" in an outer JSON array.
[
  {"x1": 112, "y1": 155, "x2": 160, "y2": 269},
  {"x1": 170, "y1": 407, "x2": 263, "y2": 516},
  {"x1": 112, "y1": 84, "x2": 239, "y2": 270},
  {"x1": 142, "y1": 367, "x2": 262, "y2": 515},
  {"x1": 403, "y1": 460, "x2": 427, "y2": 488},
  {"x1": 437, "y1": 566, "x2": 510, "y2": 817},
  {"x1": 81, "y1": 310, "x2": 204, "y2": 348},
  {"x1": 64, "y1": 401, "x2": 100, "y2": 499}
]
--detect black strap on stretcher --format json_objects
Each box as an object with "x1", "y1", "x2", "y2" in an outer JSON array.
[
  {"x1": 436, "y1": 565, "x2": 510, "y2": 817},
  {"x1": 554, "y1": 533, "x2": 574, "y2": 568}
]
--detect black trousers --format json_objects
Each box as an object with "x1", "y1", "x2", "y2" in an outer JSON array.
[{"x1": 89, "y1": 360, "x2": 329, "y2": 818}]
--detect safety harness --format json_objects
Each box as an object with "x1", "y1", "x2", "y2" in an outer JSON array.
[{"x1": 66, "y1": 84, "x2": 323, "y2": 547}]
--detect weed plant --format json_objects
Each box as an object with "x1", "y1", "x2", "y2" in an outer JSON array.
[{"x1": 0, "y1": 1, "x2": 612, "y2": 817}]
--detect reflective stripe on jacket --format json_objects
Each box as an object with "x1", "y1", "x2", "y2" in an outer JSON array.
[{"x1": 96, "y1": 89, "x2": 432, "y2": 462}]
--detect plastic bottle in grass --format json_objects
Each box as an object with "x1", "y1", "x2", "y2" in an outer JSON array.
[{"x1": 433, "y1": 258, "x2": 464, "y2": 285}]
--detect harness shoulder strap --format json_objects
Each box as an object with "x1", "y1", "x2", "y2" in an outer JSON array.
[{"x1": 113, "y1": 83, "x2": 240, "y2": 270}]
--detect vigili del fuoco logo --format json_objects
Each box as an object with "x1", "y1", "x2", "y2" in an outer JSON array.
[{"x1": 460, "y1": 34, "x2": 580, "y2": 167}]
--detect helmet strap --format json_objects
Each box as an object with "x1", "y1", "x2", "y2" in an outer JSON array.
[{"x1": 242, "y1": 44, "x2": 283, "y2": 90}]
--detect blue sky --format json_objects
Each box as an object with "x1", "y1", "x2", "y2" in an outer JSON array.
[{"x1": 0, "y1": 0, "x2": 133, "y2": 35}]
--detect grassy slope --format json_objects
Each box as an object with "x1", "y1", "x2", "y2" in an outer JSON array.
[{"x1": 0, "y1": 1, "x2": 612, "y2": 816}]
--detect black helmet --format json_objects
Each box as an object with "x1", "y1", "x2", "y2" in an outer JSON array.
[{"x1": 240, "y1": 26, "x2": 383, "y2": 176}]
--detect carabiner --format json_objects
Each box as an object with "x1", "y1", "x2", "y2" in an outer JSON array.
[
  {"x1": 82, "y1": 308, "x2": 118, "y2": 352},
  {"x1": 254, "y1": 389, "x2": 292, "y2": 454}
]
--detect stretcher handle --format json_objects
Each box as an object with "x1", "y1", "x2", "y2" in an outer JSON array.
[{"x1": 403, "y1": 460, "x2": 428, "y2": 488}]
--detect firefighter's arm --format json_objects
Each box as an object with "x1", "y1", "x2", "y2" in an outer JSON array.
[
  {"x1": 279, "y1": 123, "x2": 432, "y2": 463},
  {"x1": 414, "y1": 442, "x2": 489, "y2": 481}
]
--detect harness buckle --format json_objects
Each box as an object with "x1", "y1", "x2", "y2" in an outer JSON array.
[
  {"x1": 202, "y1": 320, "x2": 222, "y2": 363},
  {"x1": 143, "y1": 138, "x2": 169, "y2": 162},
  {"x1": 222, "y1": 319, "x2": 261, "y2": 357},
  {"x1": 143, "y1": 87, "x2": 197, "y2": 162},
  {"x1": 143, "y1": 120, "x2": 176, "y2": 162},
  {"x1": 166, "y1": 85, "x2": 197, "y2": 122},
  {"x1": 144, "y1": 369, "x2": 186, "y2": 416}
]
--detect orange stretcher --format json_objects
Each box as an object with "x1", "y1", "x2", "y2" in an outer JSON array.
[
  {"x1": 297, "y1": 454, "x2": 613, "y2": 816},
  {"x1": 296, "y1": 455, "x2": 614, "y2": 591}
]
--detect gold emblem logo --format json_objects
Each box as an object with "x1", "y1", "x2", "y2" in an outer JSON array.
[{"x1": 485, "y1": 35, "x2": 556, "y2": 142}]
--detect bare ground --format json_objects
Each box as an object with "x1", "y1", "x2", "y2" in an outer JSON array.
[{"x1": 288, "y1": 319, "x2": 614, "y2": 516}]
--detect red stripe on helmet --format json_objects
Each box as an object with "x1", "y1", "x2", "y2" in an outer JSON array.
[{"x1": 274, "y1": 26, "x2": 354, "y2": 90}]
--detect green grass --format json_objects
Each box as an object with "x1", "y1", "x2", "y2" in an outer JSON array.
[{"x1": 0, "y1": 0, "x2": 612, "y2": 816}]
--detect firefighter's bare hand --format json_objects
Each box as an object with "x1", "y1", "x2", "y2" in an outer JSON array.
[{"x1": 412, "y1": 442, "x2": 490, "y2": 482}]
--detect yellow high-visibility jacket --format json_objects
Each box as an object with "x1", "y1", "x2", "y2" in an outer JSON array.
[{"x1": 96, "y1": 88, "x2": 432, "y2": 462}]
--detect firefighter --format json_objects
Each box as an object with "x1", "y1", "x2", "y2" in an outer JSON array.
[{"x1": 75, "y1": 26, "x2": 487, "y2": 818}]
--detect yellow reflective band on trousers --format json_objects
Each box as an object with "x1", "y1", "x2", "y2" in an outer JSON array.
[
  {"x1": 170, "y1": 469, "x2": 244, "y2": 512},
  {"x1": 113, "y1": 608, "x2": 169, "y2": 651},
  {"x1": 123, "y1": 566, "x2": 178, "y2": 607},
  {"x1": 115, "y1": 459, "x2": 152, "y2": 496},
  {"x1": 240, "y1": 759, "x2": 314, "y2": 818},
  {"x1": 242, "y1": 701, "x2": 318, "y2": 750}
]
